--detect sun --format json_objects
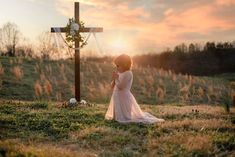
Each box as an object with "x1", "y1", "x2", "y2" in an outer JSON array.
[
  {"x1": 107, "y1": 35, "x2": 134, "y2": 55},
  {"x1": 110, "y1": 38, "x2": 129, "y2": 51},
  {"x1": 111, "y1": 39, "x2": 127, "y2": 50}
]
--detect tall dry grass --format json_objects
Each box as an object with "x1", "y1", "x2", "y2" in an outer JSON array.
[
  {"x1": 156, "y1": 87, "x2": 165, "y2": 102},
  {"x1": 0, "y1": 63, "x2": 4, "y2": 76},
  {"x1": 56, "y1": 92, "x2": 62, "y2": 101},
  {"x1": 34, "y1": 81, "x2": 43, "y2": 98},
  {"x1": 43, "y1": 79, "x2": 53, "y2": 96},
  {"x1": 11, "y1": 66, "x2": 24, "y2": 80},
  {"x1": 17, "y1": 58, "x2": 23, "y2": 64},
  {"x1": 0, "y1": 57, "x2": 232, "y2": 104}
]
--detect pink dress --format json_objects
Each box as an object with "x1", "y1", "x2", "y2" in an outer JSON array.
[{"x1": 105, "y1": 70, "x2": 164, "y2": 124}]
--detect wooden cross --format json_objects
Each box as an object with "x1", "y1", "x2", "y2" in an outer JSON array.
[{"x1": 51, "y1": 2, "x2": 103, "y2": 101}]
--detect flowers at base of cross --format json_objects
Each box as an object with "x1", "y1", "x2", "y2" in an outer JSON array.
[
  {"x1": 69, "y1": 98, "x2": 77, "y2": 106},
  {"x1": 68, "y1": 98, "x2": 88, "y2": 106},
  {"x1": 80, "y1": 99, "x2": 87, "y2": 105},
  {"x1": 62, "y1": 98, "x2": 93, "y2": 108}
]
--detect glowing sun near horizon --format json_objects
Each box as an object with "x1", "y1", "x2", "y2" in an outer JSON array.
[{"x1": 109, "y1": 36, "x2": 133, "y2": 55}]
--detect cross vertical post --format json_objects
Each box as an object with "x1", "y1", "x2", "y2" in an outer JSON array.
[
  {"x1": 74, "y1": 2, "x2": 80, "y2": 101},
  {"x1": 50, "y1": 2, "x2": 103, "y2": 102}
]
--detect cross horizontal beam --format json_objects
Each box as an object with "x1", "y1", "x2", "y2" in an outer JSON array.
[{"x1": 51, "y1": 27, "x2": 103, "y2": 33}]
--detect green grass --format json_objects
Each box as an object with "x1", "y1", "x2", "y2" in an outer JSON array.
[
  {"x1": 0, "y1": 56, "x2": 234, "y2": 156},
  {"x1": 0, "y1": 100, "x2": 234, "y2": 156}
]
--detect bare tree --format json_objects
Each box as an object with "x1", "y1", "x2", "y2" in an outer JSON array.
[
  {"x1": 17, "y1": 37, "x2": 34, "y2": 58},
  {"x1": 37, "y1": 31, "x2": 57, "y2": 59},
  {"x1": 37, "y1": 31, "x2": 71, "y2": 59},
  {"x1": 0, "y1": 22, "x2": 20, "y2": 56}
]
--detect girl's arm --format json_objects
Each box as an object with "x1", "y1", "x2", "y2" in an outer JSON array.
[
  {"x1": 111, "y1": 71, "x2": 118, "y2": 89},
  {"x1": 115, "y1": 72, "x2": 132, "y2": 90},
  {"x1": 111, "y1": 80, "x2": 115, "y2": 89}
]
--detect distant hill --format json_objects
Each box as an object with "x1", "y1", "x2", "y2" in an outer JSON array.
[{"x1": 0, "y1": 56, "x2": 233, "y2": 105}]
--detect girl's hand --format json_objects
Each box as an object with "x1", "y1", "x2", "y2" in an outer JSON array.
[
  {"x1": 111, "y1": 80, "x2": 115, "y2": 89},
  {"x1": 112, "y1": 71, "x2": 119, "y2": 80}
]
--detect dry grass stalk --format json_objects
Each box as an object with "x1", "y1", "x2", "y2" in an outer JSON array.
[
  {"x1": 178, "y1": 73, "x2": 182, "y2": 79},
  {"x1": 43, "y1": 79, "x2": 53, "y2": 96},
  {"x1": 146, "y1": 75, "x2": 154, "y2": 86},
  {"x1": 179, "y1": 84, "x2": 190, "y2": 94},
  {"x1": 34, "y1": 80, "x2": 43, "y2": 97},
  {"x1": 12, "y1": 66, "x2": 24, "y2": 80},
  {"x1": 207, "y1": 94, "x2": 211, "y2": 103},
  {"x1": 208, "y1": 85, "x2": 214, "y2": 94},
  {"x1": 46, "y1": 65, "x2": 52, "y2": 75},
  {"x1": 156, "y1": 87, "x2": 165, "y2": 101},
  {"x1": 34, "y1": 63, "x2": 40, "y2": 73},
  {"x1": 17, "y1": 58, "x2": 23, "y2": 64},
  {"x1": 184, "y1": 74, "x2": 189, "y2": 80},
  {"x1": 198, "y1": 87, "x2": 204, "y2": 97},
  {"x1": 40, "y1": 73, "x2": 46, "y2": 81},
  {"x1": 137, "y1": 77, "x2": 145, "y2": 86},
  {"x1": 98, "y1": 66, "x2": 103, "y2": 75},
  {"x1": 230, "y1": 81, "x2": 235, "y2": 89},
  {"x1": 168, "y1": 69, "x2": 172, "y2": 76},
  {"x1": 188, "y1": 75, "x2": 194, "y2": 86},
  {"x1": 158, "y1": 78, "x2": 163, "y2": 85},
  {"x1": 0, "y1": 65, "x2": 4, "y2": 76},
  {"x1": 98, "y1": 82, "x2": 110, "y2": 96},
  {"x1": 172, "y1": 73, "x2": 177, "y2": 82},
  {"x1": 158, "y1": 68, "x2": 163, "y2": 76},
  {"x1": 59, "y1": 63, "x2": 65, "y2": 72},
  {"x1": 59, "y1": 64, "x2": 67, "y2": 81},
  {"x1": 87, "y1": 84, "x2": 96, "y2": 93},
  {"x1": 179, "y1": 84, "x2": 190, "y2": 102},
  {"x1": 56, "y1": 92, "x2": 62, "y2": 101}
]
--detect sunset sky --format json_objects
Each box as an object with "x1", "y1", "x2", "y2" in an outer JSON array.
[{"x1": 0, "y1": 0, "x2": 235, "y2": 56}]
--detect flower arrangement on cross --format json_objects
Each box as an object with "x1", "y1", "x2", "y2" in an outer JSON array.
[{"x1": 65, "y1": 18, "x2": 87, "y2": 48}]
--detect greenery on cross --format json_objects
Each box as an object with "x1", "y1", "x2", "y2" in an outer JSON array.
[{"x1": 65, "y1": 18, "x2": 87, "y2": 48}]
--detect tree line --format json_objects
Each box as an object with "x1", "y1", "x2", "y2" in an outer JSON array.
[
  {"x1": 86, "y1": 42, "x2": 235, "y2": 76},
  {"x1": 133, "y1": 42, "x2": 235, "y2": 75}
]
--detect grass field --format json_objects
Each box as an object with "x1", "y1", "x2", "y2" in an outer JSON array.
[
  {"x1": 0, "y1": 100, "x2": 234, "y2": 157},
  {"x1": 0, "y1": 56, "x2": 234, "y2": 156}
]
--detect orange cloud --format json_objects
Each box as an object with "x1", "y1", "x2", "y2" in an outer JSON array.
[
  {"x1": 216, "y1": 0, "x2": 235, "y2": 6},
  {"x1": 164, "y1": 3, "x2": 235, "y2": 33},
  {"x1": 54, "y1": 0, "x2": 235, "y2": 54},
  {"x1": 134, "y1": 0, "x2": 235, "y2": 48}
]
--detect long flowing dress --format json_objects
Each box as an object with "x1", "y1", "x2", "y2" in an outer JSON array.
[{"x1": 105, "y1": 70, "x2": 164, "y2": 124}]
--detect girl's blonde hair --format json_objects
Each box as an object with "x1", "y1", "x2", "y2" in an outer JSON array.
[{"x1": 114, "y1": 54, "x2": 132, "y2": 71}]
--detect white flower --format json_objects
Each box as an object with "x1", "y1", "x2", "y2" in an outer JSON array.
[
  {"x1": 80, "y1": 99, "x2": 87, "y2": 105},
  {"x1": 71, "y1": 22, "x2": 79, "y2": 31},
  {"x1": 70, "y1": 30, "x2": 75, "y2": 36},
  {"x1": 69, "y1": 98, "x2": 77, "y2": 105}
]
